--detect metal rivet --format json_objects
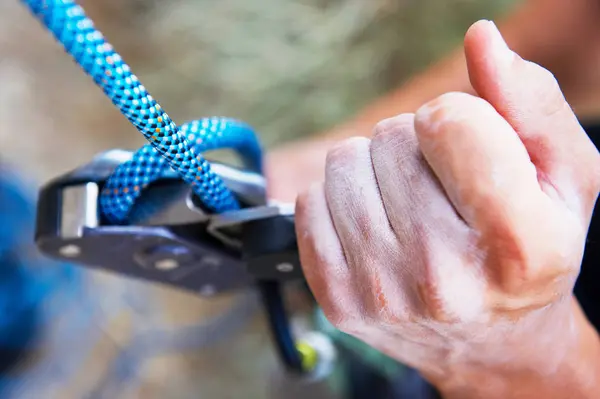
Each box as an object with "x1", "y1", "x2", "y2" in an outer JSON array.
[
  {"x1": 59, "y1": 244, "x2": 81, "y2": 258},
  {"x1": 276, "y1": 262, "x2": 294, "y2": 273},
  {"x1": 154, "y1": 258, "x2": 179, "y2": 271}
]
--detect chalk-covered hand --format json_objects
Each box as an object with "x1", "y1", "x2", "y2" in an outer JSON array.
[{"x1": 296, "y1": 20, "x2": 600, "y2": 398}]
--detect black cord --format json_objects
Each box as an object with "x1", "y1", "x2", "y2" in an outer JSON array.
[{"x1": 257, "y1": 281, "x2": 305, "y2": 374}]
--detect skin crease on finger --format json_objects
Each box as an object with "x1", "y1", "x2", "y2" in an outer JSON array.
[{"x1": 295, "y1": 20, "x2": 600, "y2": 392}]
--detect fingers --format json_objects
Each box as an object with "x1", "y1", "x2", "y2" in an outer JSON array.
[
  {"x1": 323, "y1": 137, "x2": 397, "y2": 268},
  {"x1": 295, "y1": 183, "x2": 361, "y2": 328},
  {"x1": 371, "y1": 114, "x2": 487, "y2": 322},
  {"x1": 323, "y1": 137, "x2": 404, "y2": 316},
  {"x1": 464, "y1": 19, "x2": 600, "y2": 216},
  {"x1": 370, "y1": 114, "x2": 469, "y2": 245},
  {"x1": 414, "y1": 92, "x2": 550, "y2": 232}
]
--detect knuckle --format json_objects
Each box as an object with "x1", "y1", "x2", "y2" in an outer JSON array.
[
  {"x1": 326, "y1": 137, "x2": 371, "y2": 170},
  {"x1": 372, "y1": 114, "x2": 417, "y2": 154},
  {"x1": 436, "y1": 91, "x2": 476, "y2": 104},
  {"x1": 325, "y1": 137, "x2": 372, "y2": 184},
  {"x1": 373, "y1": 114, "x2": 415, "y2": 141},
  {"x1": 414, "y1": 92, "x2": 486, "y2": 136},
  {"x1": 432, "y1": 91, "x2": 481, "y2": 110}
]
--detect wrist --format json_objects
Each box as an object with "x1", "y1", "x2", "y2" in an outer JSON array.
[{"x1": 431, "y1": 298, "x2": 600, "y2": 399}]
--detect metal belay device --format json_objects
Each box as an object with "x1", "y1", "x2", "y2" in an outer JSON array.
[
  {"x1": 34, "y1": 148, "x2": 329, "y2": 375},
  {"x1": 24, "y1": 0, "x2": 333, "y2": 379}
]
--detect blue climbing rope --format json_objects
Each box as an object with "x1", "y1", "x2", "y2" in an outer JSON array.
[
  {"x1": 21, "y1": 0, "x2": 264, "y2": 224},
  {"x1": 101, "y1": 118, "x2": 263, "y2": 223},
  {"x1": 101, "y1": 117, "x2": 263, "y2": 223}
]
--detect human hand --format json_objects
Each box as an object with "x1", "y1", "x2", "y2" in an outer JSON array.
[{"x1": 295, "y1": 20, "x2": 600, "y2": 398}]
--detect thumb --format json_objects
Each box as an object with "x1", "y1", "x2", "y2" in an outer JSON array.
[{"x1": 464, "y1": 20, "x2": 600, "y2": 217}]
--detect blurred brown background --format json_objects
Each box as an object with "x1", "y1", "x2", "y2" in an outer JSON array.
[{"x1": 0, "y1": 0, "x2": 515, "y2": 398}]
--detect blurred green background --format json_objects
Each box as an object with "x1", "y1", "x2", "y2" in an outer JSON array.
[{"x1": 83, "y1": 0, "x2": 516, "y2": 148}]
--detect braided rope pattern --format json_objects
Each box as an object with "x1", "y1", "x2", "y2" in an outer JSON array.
[
  {"x1": 22, "y1": 0, "x2": 261, "y2": 222},
  {"x1": 101, "y1": 118, "x2": 263, "y2": 223}
]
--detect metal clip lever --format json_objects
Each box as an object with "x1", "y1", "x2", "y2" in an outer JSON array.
[
  {"x1": 201, "y1": 202, "x2": 303, "y2": 280},
  {"x1": 35, "y1": 150, "x2": 304, "y2": 297}
]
